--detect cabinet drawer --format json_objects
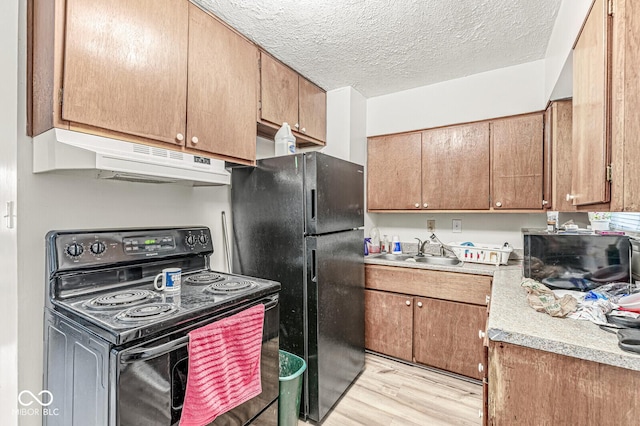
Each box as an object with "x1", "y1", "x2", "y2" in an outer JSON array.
[{"x1": 365, "y1": 264, "x2": 491, "y2": 306}]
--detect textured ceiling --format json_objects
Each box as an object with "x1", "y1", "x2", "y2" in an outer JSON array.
[{"x1": 193, "y1": 0, "x2": 561, "y2": 98}]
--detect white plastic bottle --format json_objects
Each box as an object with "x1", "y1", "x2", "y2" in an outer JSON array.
[
  {"x1": 274, "y1": 122, "x2": 296, "y2": 156},
  {"x1": 391, "y1": 236, "x2": 402, "y2": 254}
]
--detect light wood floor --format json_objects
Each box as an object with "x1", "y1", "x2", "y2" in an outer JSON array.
[{"x1": 300, "y1": 353, "x2": 482, "y2": 426}]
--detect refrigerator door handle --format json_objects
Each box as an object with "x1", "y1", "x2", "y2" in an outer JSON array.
[
  {"x1": 311, "y1": 249, "x2": 317, "y2": 283},
  {"x1": 310, "y1": 189, "x2": 317, "y2": 221}
]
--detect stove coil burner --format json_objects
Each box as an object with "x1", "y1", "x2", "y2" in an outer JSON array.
[
  {"x1": 115, "y1": 303, "x2": 178, "y2": 323},
  {"x1": 204, "y1": 280, "x2": 257, "y2": 295},
  {"x1": 85, "y1": 290, "x2": 155, "y2": 310},
  {"x1": 185, "y1": 272, "x2": 226, "y2": 286}
]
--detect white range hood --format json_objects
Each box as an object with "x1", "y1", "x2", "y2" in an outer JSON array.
[{"x1": 33, "y1": 128, "x2": 231, "y2": 186}]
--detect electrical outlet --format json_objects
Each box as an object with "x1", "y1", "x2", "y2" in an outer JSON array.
[
  {"x1": 427, "y1": 219, "x2": 435, "y2": 232},
  {"x1": 452, "y1": 219, "x2": 462, "y2": 233}
]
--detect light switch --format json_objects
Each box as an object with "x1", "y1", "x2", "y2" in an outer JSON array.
[{"x1": 452, "y1": 219, "x2": 462, "y2": 233}]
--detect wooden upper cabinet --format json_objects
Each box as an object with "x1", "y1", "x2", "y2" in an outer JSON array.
[
  {"x1": 367, "y1": 133, "x2": 422, "y2": 210},
  {"x1": 186, "y1": 4, "x2": 257, "y2": 162},
  {"x1": 298, "y1": 77, "x2": 327, "y2": 142},
  {"x1": 571, "y1": 0, "x2": 611, "y2": 206},
  {"x1": 491, "y1": 113, "x2": 544, "y2": 210},
  {"x1": 260, "y1": 52, "x2": 299, "y2": 130},
  {"x1": 413, "y1": 297, "x2": 486, "y2": 380},
  {"x1": 421, "y1": 123, "x2": 490, "y2": 210},
  {"x1": 259, "y1": 52, "x2": 326, "y2": 144},
  {"x1": 364, "y1": 289, "x2": 413, "y2": 361},
  {"x1": 548, "y1": 100, "x2": 576, "y2": 211},
  {"x1": 62, "y1": 0, "x2": 189, "y2": 145}
]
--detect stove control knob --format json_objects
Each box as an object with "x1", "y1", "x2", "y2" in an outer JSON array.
[
  {"x1": 198, "y1": 234, "x2": 208, "y2": 245},
  {"x1": 90, "y1": 241, "x2": 106, "y2": 256},
  {"x1": 66, "y1": 243, "x2": 84, "y2": 257},
  {"x1": 185, "y1": 235, "x2": 196, "y2": 246}
]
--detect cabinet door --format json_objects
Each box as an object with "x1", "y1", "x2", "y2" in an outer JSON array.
[
  {"x1": 367, "y1": 133, "x2": 422, "y2": 210},
  {"x1": 364, "y1": 290, "x2": 413, "y2": 361},
  {"x1": 260, "y1": 52, "x2": 298, "y2": 129},
  {"x1": 421, "y1": 123, "x2": 490, "y2": 210},
  {"x1": 571, "y1": 0, "x2": 611, "y2": 206},
  {"x1": 413, "y1": 297, "x2": 486, "y2": 380},
  {"x1": 298, "y1": 77, "x2": 326, "y2": 142},
  {"x1": 187, "y1": 4, "x2": 258, "y2": 162},
  {"x1": 62, "y1": 0, "x2": 188, "y2": 145},
  {"x1": 549, "y1": 100, "x2": 576, "y2": 211},
  {"x1": 491, "y1": 113, "x2": 544, "y2": 209}
]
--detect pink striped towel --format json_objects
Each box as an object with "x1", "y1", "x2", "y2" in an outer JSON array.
[{"x1": 180, "y1": 304, "x2": 265, "y2": 426}]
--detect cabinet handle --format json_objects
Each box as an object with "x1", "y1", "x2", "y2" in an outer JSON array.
[
  {"x1": 414, "y1": 203, "x2": 420, "y2": 208},
  {"x1": 191, "y1": 136, "x2": 199, "y2": 144},
  {"x1": 478, "y1": 363, "x2": 484, "y2": 373},
  {"x1": 405, "y1": 300, "x2": 411, "y2": 306},
  {"x1": 479, "y1": 409, "x2": 483, "y2": 419},
  {"x1": 294, "y1": 123, "x2": 300, "y2": 129},
  {"x1": 417, "y1": 302, "x2": 423, "y2": 308},
  {"x1": 542, "y1": 200, "x2": 549, "y2": 206},
  {"x1": 486, "y1": 295, "x2": 491, "y2": 304},
  {"x1": 176, "y1": 133, "x2": 184, "y2": 142},
  {"x1": 479, "y1": 330, "x2": 486, "y2": 339},
  {"x1": 301, "y1": 127, "x2": 306, "y2": 133},
  {"x1": 423, "y1": 203, "x2": 428, "y2": 208},
  {"x1": 566, "y1": 194, "x2": 576, "y2": 201},
  {"x1": 495, "y1": 201, "x2": 502, "y2": 207}
]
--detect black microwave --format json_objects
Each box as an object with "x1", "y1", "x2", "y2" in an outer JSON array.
[{"x1": 523, "y1": 229, "x2": 631, "y2": 291}]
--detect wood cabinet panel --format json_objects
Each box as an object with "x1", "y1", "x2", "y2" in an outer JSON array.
[
  {"x1": 620, "y1": 0, "x2": 640, "y2": 211},
  {"x1": 365, "y1": 265, "x2": 491, "y2": 306},
  {"x1": 298, "y1": 78, "x2": 327, "y2": 142},
  {"x1": 571, "y1": 0, "x2": 611, "y2": 206},
  {"x1": 367, "y1": 133, "x2": 422, "y2": 210},
  {"x1": 62, "y1": 0, "x2": 188, "y2": 145},
  {"x1": 364, "y1": 289, "x2": 413, "y2": 361},
  {"x1": 489, "y1": 342, "x2": 640, "y2": 425},
  {"x1": 260, "y1": 52, "x2": 299, "y2": 129},
  {"x1": 413, "y1": 297, "x2": 486, "y2": 380},
  {"x1": 186, "y1": 4, "x2": 257, "y2": 162},
  {"x1": 421, "y1": 123, "x2": 490, "y2": 210},
  {"x1": 491, "y1": 113, "x2": 544, "y2": 209},
  {"x1": 549, "y1": 100, "x2": 576, "y2": 211}
]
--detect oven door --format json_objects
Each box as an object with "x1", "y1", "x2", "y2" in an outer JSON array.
[{"x1": 111, "y1": 295, "x2": 279, "y2": 426}]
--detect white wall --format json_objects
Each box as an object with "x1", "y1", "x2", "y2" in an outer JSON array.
[
  {"x1": 1, "y1": 0, "x2": 19, "y2": 424},
  {"x1": 373, "y1": 213, "x2": 546, "y2": 250},
  {"x1": 544, "y1": 0, "x2": 593, "y2": 101},
  {"x1": 366, "y1": 59, "x2": 546, "y2": 136}
]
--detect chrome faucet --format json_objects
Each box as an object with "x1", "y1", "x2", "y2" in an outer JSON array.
[
  {"x1": 429, "y1": 233, "x2": 456, "y2": 257},
  {"x1": 414, "y1": 238, "x2": 431, "y2": 256}
]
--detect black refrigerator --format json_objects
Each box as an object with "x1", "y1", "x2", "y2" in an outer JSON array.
[{"x1": 231, "y1": 152, "x2": 365, "y2": 422}]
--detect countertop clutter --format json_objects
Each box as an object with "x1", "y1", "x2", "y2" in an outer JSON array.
[{"x1": 364, "y1": 255, "x2": 640, "y2": 371}]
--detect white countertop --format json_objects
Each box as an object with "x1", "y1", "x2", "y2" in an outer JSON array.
[{"x1": 364, "y1": 255, "x2": 640, "y2": 371}]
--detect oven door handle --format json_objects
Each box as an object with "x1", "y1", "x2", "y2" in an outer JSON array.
[{"x1": 120, "y1": 295, "x2": 278, "y2": 364}]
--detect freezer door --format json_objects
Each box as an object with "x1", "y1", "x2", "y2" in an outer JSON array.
[
  {"x1": 304, "y1": 152, "x2": 364, "y2": 235},
  {"x1": 304, "y1": 229, "x2": 365, "y2": 422}
]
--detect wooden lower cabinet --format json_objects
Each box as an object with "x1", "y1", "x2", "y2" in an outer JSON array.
[
  {"x1": 413, "y1": 297, "x2": 486, "y2": 380},
  {"x1": 488, "y1": 341, "x2": 640, "y2": 425},
  {"x1": 364, "y1": 289, "x2": 413, "y2": 361},
  {"x1": 364, "y1": 265, "x2": 491, "y2": 380}
]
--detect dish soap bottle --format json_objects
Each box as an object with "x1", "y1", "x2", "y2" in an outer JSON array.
[{"x1": 274, "y1": 122, "x2": 296, "y2": 156}]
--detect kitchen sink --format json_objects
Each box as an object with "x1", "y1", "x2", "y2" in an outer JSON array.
[
  {"x1": 408, "y1": 256, "x2": 461, "y2": 266},
  {"x1": 370, "y1": 253, "x2": 413, "y2": 261}
]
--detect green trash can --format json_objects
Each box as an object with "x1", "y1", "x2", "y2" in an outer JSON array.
[{"x1": 278, "y1": 350, "x2": 306, "y2": 426}]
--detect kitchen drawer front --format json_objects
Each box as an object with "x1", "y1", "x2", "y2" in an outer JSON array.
[{"x1": 364, "y1": 264, "x2": 491, "y2": 306}]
